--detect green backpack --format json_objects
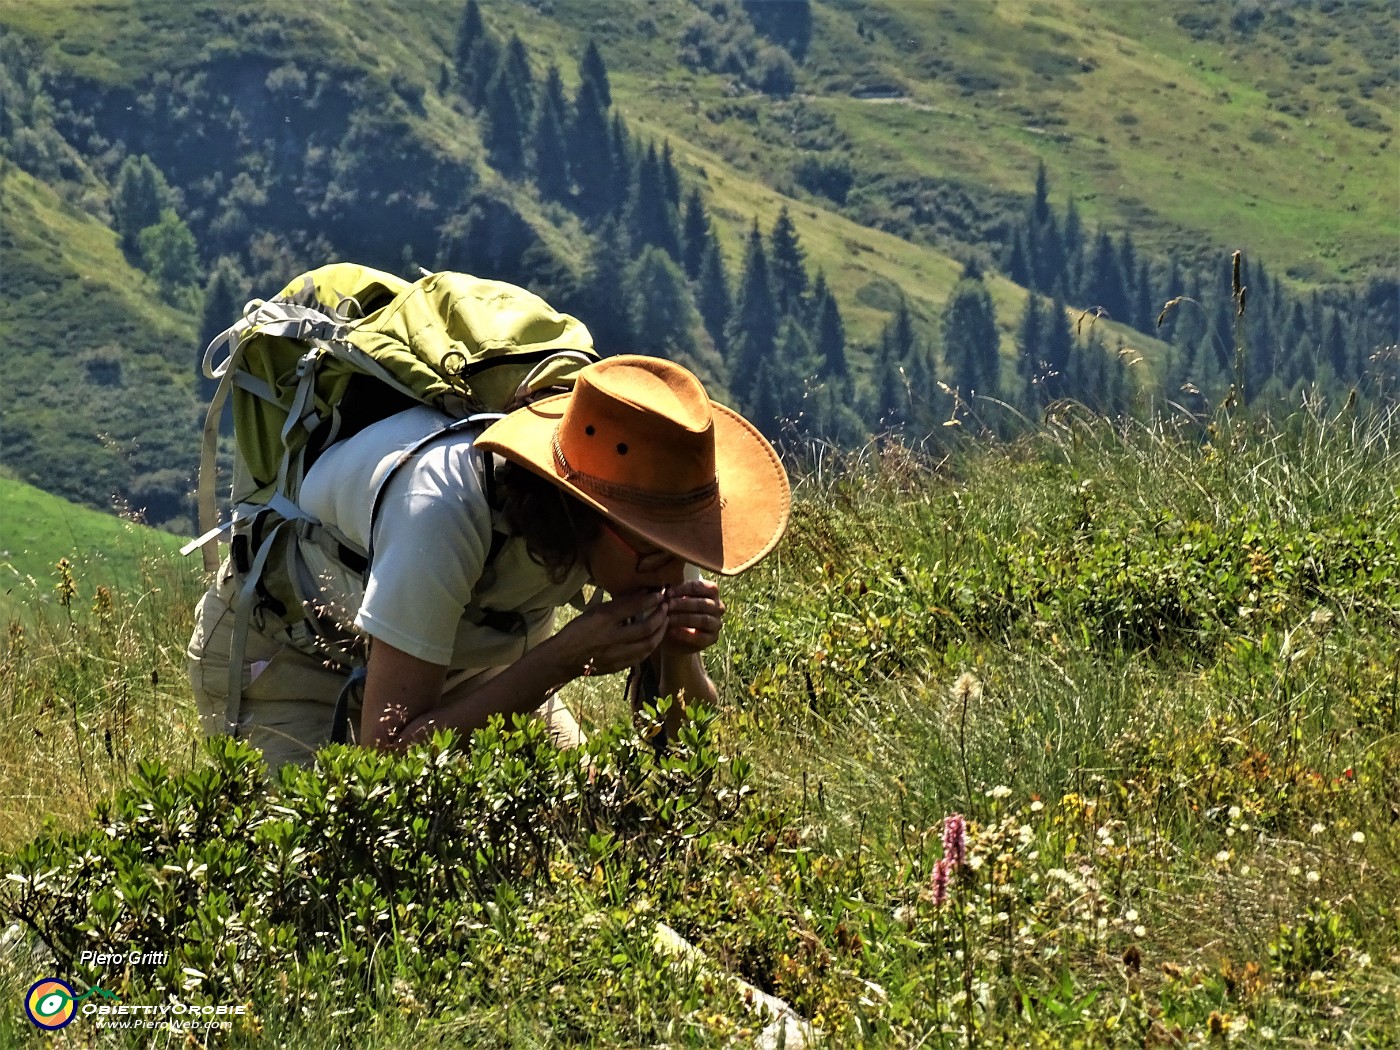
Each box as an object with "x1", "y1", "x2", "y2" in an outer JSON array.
[{"x1": 185, "y1": 262, "x2": 598, "y2": 737}]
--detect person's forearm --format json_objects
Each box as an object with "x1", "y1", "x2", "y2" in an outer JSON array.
[
  {"x1": 638, "y1": 649, "x2": 717, "y2": 743},
  {"x1": 377, "y1": 636, "x2": 579, "y2": 750}
]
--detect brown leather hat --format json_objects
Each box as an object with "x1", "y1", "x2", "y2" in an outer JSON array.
[{"x1": 476, "y1": 355, "x2": 790, "y2": 574}]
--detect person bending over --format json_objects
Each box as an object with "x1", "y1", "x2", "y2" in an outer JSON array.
[{"x1": 187, "y1": 355, "x2": 790, "y2": 770}]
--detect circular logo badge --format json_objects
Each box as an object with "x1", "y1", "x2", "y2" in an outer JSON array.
[{"x1": 25, "y1": 978, "x2": 78, "y2": 1030}]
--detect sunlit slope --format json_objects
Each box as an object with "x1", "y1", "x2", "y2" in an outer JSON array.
[
  {"x1": 0, "y1": 475, "x2": 184, "y2": 619},
  {"x1": 480, "y1": 0, "x2": 1397, "y2": 283},
  {"x1": 0, "y1": 165, "x2": 198, "y2": 520}
]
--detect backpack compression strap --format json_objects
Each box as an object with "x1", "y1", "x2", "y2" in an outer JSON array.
[
  {"x1": 185, "y1": 297, "x2": 442, "y2": 572},
  {"x1": 222, "y1": 414, "x2": 508, "y2": 744},
  {"x1": 184, "y1": 299, "x2": 351, "y2": 572}
]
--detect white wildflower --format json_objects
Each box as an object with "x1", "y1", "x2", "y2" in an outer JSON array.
[{"x1": 1306, "y1": 870, "x2": 1320, "y2": 884}]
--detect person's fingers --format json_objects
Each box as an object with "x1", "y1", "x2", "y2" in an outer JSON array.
[
  {"x1": 602, "y1": 588, "x2": 665, "y2": 623},
  {"x1": 663, "y1": 579, "x2": 719, "y2": 602},
  {"x1": 662, "y1": 596, "x2": 725, "y2": 620},
  {"x1": 663, "y1": 611, "x2": 720, "y2": 633}
]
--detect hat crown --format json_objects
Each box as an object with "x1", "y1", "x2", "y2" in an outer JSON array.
[{"x1": 557, "y1": 356, "x2": 717, "y2": 501}]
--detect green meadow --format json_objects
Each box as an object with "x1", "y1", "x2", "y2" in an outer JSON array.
[
  {"x1": 0, "y1": 476, "x2": 184, "y2": 622},
  {"x1": 1, "y1": 406, "x2": 1395, "y2": 1046}
]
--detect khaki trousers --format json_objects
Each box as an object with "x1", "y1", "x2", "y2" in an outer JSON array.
[{"x1": 186, "y1": 566, "x2": 584, "y2": 774}]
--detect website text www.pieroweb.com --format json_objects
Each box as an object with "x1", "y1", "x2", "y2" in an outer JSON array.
[{"x1": 24, "y1": 975, "x2": 247, "y2": 1033}]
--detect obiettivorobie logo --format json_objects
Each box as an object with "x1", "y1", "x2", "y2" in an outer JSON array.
[{"x1": 24, "y1": 978, "x2": 120, "y2": 1030}]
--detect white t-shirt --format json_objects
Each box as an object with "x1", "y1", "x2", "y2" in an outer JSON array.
[{"x1": 297, "y1": 407, "x2": 589, "y2": 670}]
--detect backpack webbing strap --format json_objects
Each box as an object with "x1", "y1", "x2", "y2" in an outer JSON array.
[
  {"x1": 223, "y1": 413, "x2": 509, "y2": 745},
  {"x1": 189, "y1": 299, "x2": 349, "y2": 571},
  {"x1": 330, "y1": 666, "x2": 367, "y2": 746},
  {"x1": 224, "y1": 515, "x2": 291, "y2": 736}
]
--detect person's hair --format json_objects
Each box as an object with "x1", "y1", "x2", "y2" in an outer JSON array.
[{"x1": 495, "y1": 459, "x2": 602, "y2": 583}]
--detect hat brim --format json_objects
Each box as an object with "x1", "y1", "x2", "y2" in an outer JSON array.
[{"x1": 476, "y1": 393, "x2": 790, "y2": 575}]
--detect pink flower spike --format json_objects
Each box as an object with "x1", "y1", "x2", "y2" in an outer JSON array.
[
  {"x1": 942, "y1": 813, "x2": 967, "y2": 867},
  {"x1": 931, "y1": 857, "x2": 952, "y2": 907}
]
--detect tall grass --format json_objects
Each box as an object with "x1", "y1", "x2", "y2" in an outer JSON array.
[
  {"x1": 0, "y1": 405, "x2": 1396, "y2": 1046},
  {"x1": 0, "y1": 555, "x2": 203, "y2": 848}
]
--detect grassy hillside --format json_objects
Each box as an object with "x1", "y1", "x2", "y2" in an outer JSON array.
[
  {"x1": 0, "y1": 0, "x2": 1392, "y2": 529},
  {"x1": 0, "y1": 475, "x2": 184, "y2": 620},
  {"x1": 0, "y1": 407, "x2": 1395, "y2": 1045},
  {"x1": 479, "y1": 0, "x2": 1397, "y2": 283},
  {"x1": 0, "y1": 162, "x2": 200, "y2": 528}
]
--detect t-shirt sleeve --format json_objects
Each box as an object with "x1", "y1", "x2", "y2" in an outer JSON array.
[{"x1": 354, "y1": 443, "x2": 491, "y2": 665}]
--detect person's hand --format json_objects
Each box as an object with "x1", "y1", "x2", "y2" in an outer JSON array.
[
  {"x1": 552, "y1": 588, "x2": 669, "y2": 679},
  {"x1": 659, "y1": 577, "x2": 725, "y2": 655}
]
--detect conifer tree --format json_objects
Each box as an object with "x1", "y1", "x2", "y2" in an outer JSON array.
[
  {"x1": 1006, "y1": 229, "x2": 1031, "y2": 289},
  {"x1": 1062, "y1": 197, "x2": 1084, "y2": 269},
  {"x1": 1063, "y1": 329, "x2": 1101, "y2": 411},
  {"x1": 1086, "y1": 229, "x2": 1130, "y2": 324},
  {"x1": 660, "y1": 140, "x2": 681, "y2": 206},
  {"x1": 727, "y1": 221, "x2": 778, "y2": 377},
  {"x1": 777, "y1": 317, "x2": 817, "y2": 379},
  {"x1": 1118, "y1": 232, "x2": 1140, "y2": 325},
  {"x1": 569, "y1": 76, "x2": 612, "y2": 219},
  {"x1": 483, "y1": 69, "x2": 527, "y2": 176},
  {"x1": 1157, "y1": 258, "x2": 1184, "y2": 344},
  {"x1": 696, "y1": 236, "x2": 732, "y2": 356},
  {"x1": 902, "y1": 344, "x2": 940, "y2": 433},
  {"x1": 1031, "y1": 159, "x2": 1052, "y2": 228},
  {"x1": 812, "y1": 276, "x2": 848, "y2": 379},
  {"x1": 1323, "y1": 309, "x2": 1350, "y2": 379},
  {"x1": 680, "y1": 188, "x2": 711, "y2": 280},
  {"x1": 579, "y1": 39, "x2": 612, "y2": 110},
  {"x1": 941, "y1": 263, "x2": 1000, "y2": 403},
  {"x1": 766, "y1": 321, "x2": 816, "y2": 430},
  {"x1": 458, "y1": 23, "x2": 501, "y2": 111},
  {"x1": 747, "y1": 360, "x2": 785, "y2": 441},
  {"x1": 581, "y1": 219, "x2": 633, "y2": 354},
  {"x1": 628, "y1": 246, "x2": 700, "y2": 357},
  {"x1": 198, "y1": 259, "x2": 246, "y2": 408},
  {"x1": 882, "y1": 296, "x2": 918, "y2": 362},
  {"x1": 501, "y1": 34, "x2": 535, "y2": 129},
  {"x1": 624, "y1": 144, "x2": 681, "y2": 260},
  {"x1": 1032, "y1": 213, "x2": 1065, "y2": 297},
  {"x1": 605, "y1": 114, "x2": 634, "y2": 219},
  {"x1": 767, "y1": 206, "x2": 808, "y2": 319},
  {"x1": 1033, "y1": 292, "x2": 1074, "y2": 406},
  {"x1": 1133, "y1": 260, "x2": 1155, "y2": 335},
  {"x1": 872, "y1": 352, "x2": 909, "y2": 430},
  {"x1": 1247, "y1": 305, "x2": 1279, "y2": 401},
  {"x1": 1061, "y1": 214, "x2": 1083, "y2": 302},
  {"x1": 113, "y1": 155, "x2": 172, "y2": 258},
  {"x1": 1016, "y1": 291, "x2": 1045, "y2": 413},
  {"x1": 531, "y1": 66, "x2": 571, "y2": 203},
  {"x1": 454, "y1": 0, "x2": 485, "y2": 69}
]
